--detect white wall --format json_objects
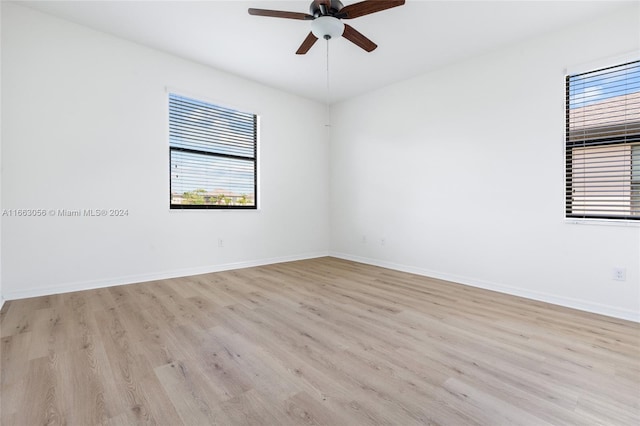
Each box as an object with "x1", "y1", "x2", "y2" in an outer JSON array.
[
  {"x1": 1, "y1": 3, "x2": 329, "y2": 299},
  {"x1": 329, "y1": 4, "x2": 640, "y2": 321}
]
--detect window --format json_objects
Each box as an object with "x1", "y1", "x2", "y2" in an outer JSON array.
[
  {"x1": 169, "y1": 93, "x2": 257, "y2": 209},
  {"x1": 565, "y1": 60, "x2": 640, "y2": 220}
]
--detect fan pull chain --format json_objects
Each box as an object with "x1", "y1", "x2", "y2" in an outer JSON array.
[{"x1": 325, "y1": 38, "x2": 331, "y2": 127}]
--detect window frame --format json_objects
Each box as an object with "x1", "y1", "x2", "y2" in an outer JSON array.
[
  {"x1": 564, "y1": 60, "x2": 640, "y2": 222},
  {"x1": 168, "y1": 92, "x2": 258, "y2": 210}
]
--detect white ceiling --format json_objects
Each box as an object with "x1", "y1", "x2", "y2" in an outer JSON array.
[{"x1": 18, "y1": 0, "x2": 636, "y2": 104}]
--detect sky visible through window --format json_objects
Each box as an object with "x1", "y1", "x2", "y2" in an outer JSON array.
[{"x1": 569, "y1": 61, "x2": 640, "y2": 109}]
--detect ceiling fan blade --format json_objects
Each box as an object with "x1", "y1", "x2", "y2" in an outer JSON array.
[
  {"x1": 248, "y1": 8, "x2": 314, "y2": 20},
  {"x1": 296, "y1": 32, "x2": 319, "y2": 55},
  {"x1": 336, "y1": 0, "x2": 405, "y2": 19},
  {"x1": 342, "y1": 24, "x2": 377, "y2": 52}
]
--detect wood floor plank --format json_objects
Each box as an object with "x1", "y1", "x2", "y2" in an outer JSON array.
[
  {"x1": 1, "y1": 257, "x2": 639, "y2": 425},
  {"x1": 92, "y1": 307, "x2": 159, "y2": 424},
  {"x1": 443, "y1": 377, "x2": 554, "y2": 426},
  {"x1": 0, "y1": 300, "x2": 33, "y2": 337},
  {"x1": 220, "y1": 388, "x2": 284, "y2": 426},
  {"x1": 170, "y1": 324, "x2": 254, "y2": 401},
  {"x1": 26, "y1": 307, "x2": 62, "y2": 361},
  {"x1": 154, "y1": 361, "x2": 228, "y2": 425},
  {"x1": 17, "y1": 356, "x2": 66, "y2": 426},
  {"x1": 0, "y1": 331, "x2": 33, "y2": 422}
]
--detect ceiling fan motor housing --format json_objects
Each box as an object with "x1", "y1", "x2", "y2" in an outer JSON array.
[{"x1": 310, "y1": 0, "x2": 344, "y2": 17}]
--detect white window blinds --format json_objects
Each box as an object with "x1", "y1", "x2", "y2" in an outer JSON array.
[
  {"x1": 169, "y1": 94, "x2": 257, "y2": 209},
  {"x1": 566, "y1": 60, "x2": 640, "y2": 220}
]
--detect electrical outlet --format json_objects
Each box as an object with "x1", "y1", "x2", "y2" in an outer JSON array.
[
  {"x1": 218, "y1": 239, "x2": 224, "y2": 248},
  {"x1": 612, "y1": 267, "x2": 626, "y2": 281},
  {"x1": 361, "y1": 235, "x2": 367, "y2": 244},
  {"x1": 381, "y1": 238, "x2": 386, "y2": 246}
]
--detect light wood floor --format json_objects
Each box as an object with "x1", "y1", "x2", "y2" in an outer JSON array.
[{"x1": 1, "y1": 257, "x2": 638, "y2": 425}]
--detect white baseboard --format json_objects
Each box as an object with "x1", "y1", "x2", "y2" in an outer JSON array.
[
  {"x1": 3, "y1": 251, "x2": 329, "y2": 301},
  {"x1": 330, "y1": 251, "x2": 640, "y2": 323},
  {"x1": 4, "y1": 251, "x2": 637, "y2": 323}
]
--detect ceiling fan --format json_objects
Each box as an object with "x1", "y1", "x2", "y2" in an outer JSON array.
[{"x1": 248, "y1": 0, "x2": 405, "y2": 54}]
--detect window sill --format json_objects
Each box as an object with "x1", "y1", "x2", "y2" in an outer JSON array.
[{"x1": 564, "y1": 218, "x2": 640, "y2": 227}]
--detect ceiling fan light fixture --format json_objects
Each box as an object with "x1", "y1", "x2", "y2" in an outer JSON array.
[{"x1": 311, "y1": 16, "x2": 345, "y2": 40}]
